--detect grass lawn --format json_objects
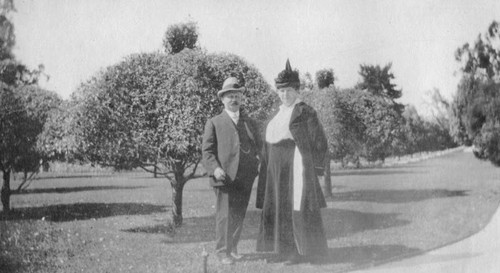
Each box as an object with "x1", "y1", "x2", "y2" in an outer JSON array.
[{"x1": 1, "y1": 149, "x2": 500, "y2": 273}]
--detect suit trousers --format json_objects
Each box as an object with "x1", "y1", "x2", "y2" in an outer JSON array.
[{"x1": 214, "y1": 171, "x2": 254, "y2": 256}]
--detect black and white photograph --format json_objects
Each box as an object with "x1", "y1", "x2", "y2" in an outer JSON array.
[{"x1": 1, "y1": 0, "x2": 500, "y2": 272}]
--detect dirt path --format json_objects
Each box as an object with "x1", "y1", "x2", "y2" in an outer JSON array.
[{"x1": 355, "y1": 187, "x2": 500, "y2": 272}]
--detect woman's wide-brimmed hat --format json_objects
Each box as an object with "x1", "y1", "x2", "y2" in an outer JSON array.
[
  {"x1": 217, "y1": 77, "x2": 245, "y2": 97},
  {"x1": 275, "y1": 59, "x2": 300, "y2": 89}
]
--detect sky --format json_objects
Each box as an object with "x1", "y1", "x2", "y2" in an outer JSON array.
[{"x1": 12, "y1": 0, "x2": 500, "y2": 115}]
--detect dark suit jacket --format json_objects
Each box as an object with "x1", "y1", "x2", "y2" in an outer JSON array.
[{"x1": 202, "y1": 110, "x2": 261, "y2": 187}]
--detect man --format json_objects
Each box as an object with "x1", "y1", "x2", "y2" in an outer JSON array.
[{"x1": 202, "y1": 77, "x2": 261, "y2": 265}]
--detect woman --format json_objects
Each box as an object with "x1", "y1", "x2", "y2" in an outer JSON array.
[{"x1": 256, "y1": 59, "x2": 328, "y2": 265}]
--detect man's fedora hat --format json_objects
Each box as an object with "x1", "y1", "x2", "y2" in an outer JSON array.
[{"x1": 217, "y1": 77, "x2": 245, "y2": 97}]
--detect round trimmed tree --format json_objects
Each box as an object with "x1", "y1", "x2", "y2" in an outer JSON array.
[{"x1": 68, "y1": 49, "x2": 272, "y2": 225}]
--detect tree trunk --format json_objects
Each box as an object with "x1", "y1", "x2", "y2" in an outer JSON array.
[
  {"x1": 1, "y1": 170, "x2": 11, "y2": 212},
  {"x1": 154, "y1": 165, "x2": 157, "y2": 178},
  {"x1": 42, "y1": 160, "x2": 50, "y2": 172},
  {"x1": 171, "y1": 179, "x2": 185, "y2": 227},
  {"x1": 322, "y1": 153, "x2": 333, "y2": 198}
]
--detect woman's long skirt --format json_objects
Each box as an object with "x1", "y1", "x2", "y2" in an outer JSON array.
[{"x1": 256, "y1": 139, "x2": 327, "y2": 257}]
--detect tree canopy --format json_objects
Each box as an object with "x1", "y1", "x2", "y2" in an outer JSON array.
[
  {"x1": 356, "y1": 63, "x2": 402, "y2": 100},
  {"x1": 66, "y1": 49, "x2": 273, "y2": 224},
  {"x1": 452, "y1": 20, "x2": 500, "y2": 166},
  {"x1": 162, "y1": 21, "x2": 199, "y2": 55},
  {"x1": 1, "y1": 0, "x2": 54, "y2": 211},
  {"x1": 304, "y1": 86, "x2": 407, "y2": 165},
  {"x1": 315, "y1": 68, "x2": 335, "y2": 89}
]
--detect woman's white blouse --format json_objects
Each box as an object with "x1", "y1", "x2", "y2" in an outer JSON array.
[{"x1": 265, "y1": 100, "x2": 301, "y2": 143}]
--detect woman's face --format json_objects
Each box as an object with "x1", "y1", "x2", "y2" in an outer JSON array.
[{"x1": 277, "y1": 87, "x2": 299, "y2": 107}]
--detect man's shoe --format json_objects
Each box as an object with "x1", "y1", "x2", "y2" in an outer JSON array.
[
  {"x1": 219, "y1": 256, "x2": 234, "y2": 265},
  {"x1": 230, "y1": 251, "x2": 244, "y2": 260}
]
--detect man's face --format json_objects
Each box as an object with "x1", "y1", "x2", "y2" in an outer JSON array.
[{"x1": 221, "y1": 91, "x2": 243, "y2": 112}]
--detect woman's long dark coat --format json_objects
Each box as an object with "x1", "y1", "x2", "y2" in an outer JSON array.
[{"x1": 256, "y1": 102, "x2": 328, "y2": 255}]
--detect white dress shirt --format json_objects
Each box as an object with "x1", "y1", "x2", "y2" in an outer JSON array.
[{"x1": 225, "y1": 109, "x2": 240, "y2": 124}]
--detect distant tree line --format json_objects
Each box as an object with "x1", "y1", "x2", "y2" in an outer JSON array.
[
  {"x1": 303, "y1": 63, "x2": 456, "y2": 169},
  {"x1": 451, "y1": 21, "x2": 500, "y2": 166},
  {"x1": 0, "y1": 1, "x2": 61, "y2": 211}
]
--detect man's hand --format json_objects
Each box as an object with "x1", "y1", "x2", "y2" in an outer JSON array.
[{"x1": 213, "y1": 167, "x2": 226, "y2": 181}]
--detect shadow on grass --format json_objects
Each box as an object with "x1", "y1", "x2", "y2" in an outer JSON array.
[
  {"x1": 332, "y1": 169, "x2": 417, "y2": 177},
  {"x1": 0, "y1": 256, "x2": 25, "y2": 273},
  {"x1": 241, "y1": 244, "x2": 421, "y2": 266},
  {"x1": 322, "y1": 208, "x2": 410, "y2": 239},
  {"x1": 329, "y1": 189, "x2": 469, "y2": 203},
  {"x1": 323, "y1": 244, "x2": 421, "y2": 265},
  {"x1": 123, "y1": 208, "x2": 410, "y2": 244},
  {"x1": 33, "y1": 174, "x2": 111, "y2": 180},
  {"x1": 12, "y1": 186, "x2": 147, "y2": 195},
  {"x1": 0, "y1": 203, "x2": 168, "y2": 222}
]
